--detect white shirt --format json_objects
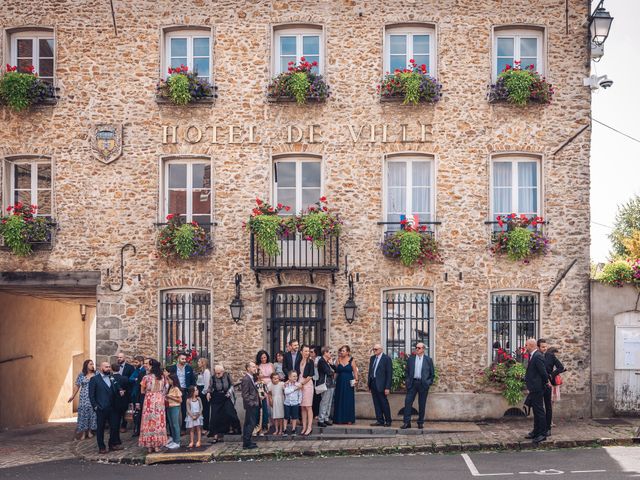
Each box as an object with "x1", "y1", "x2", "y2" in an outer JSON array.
[
  {"x1": 373, "y1": 354, "x2": 382, "y2": 376},
  {"x1": 414, "y1": 354, "x2": 424, "y2": 379},
  {"x1": 102, "y1": 373, "x2": 111, "y2": 388},
  {"x1": 177, "y1": 364, "x2": 186, "y2": 388},
  {"x1": 118, "y1": 363, "x2": 125, "y2": 375}
]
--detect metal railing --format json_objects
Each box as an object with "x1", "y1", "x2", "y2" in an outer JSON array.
[
  {"x1": 161, "y1": 291, "x2": 211, "y2": 364},
  {"x1": 383, "y1": 291, "x2": 433, "y2": 359},
  {"x1": 250, "y1": 232, "x2": 340, "y2": 272},
  {"x1": 490, "y1": 294, "x2": 539, "y2": 361}
]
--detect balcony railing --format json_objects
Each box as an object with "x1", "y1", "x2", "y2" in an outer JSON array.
[
  {"x1": 377, "y1": 221, "x2": 440, "y2": 238},
  {"x1": 0, "y1": 220, "x2": 56, "y2": 252},
  {"x1": 250, "y1": 232, "x2": 340, "y2": 276}
]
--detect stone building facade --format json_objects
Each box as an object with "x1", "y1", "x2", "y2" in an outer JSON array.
[{"x1": 0, "y1": 0, "x2": 592, "y2": 422}]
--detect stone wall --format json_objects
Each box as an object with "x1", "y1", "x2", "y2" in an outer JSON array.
[{"x1": 0, "y1": 0, "x2": 592, "y2": 414}]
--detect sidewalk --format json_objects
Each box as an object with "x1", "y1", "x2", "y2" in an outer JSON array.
[{"x1": 68, "y1": 418, "x2": 640, "y2": 466}]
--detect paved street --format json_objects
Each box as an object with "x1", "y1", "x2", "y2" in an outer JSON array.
[{"x1": 1, "y1": 447, "x2": 640, "y2": 480}]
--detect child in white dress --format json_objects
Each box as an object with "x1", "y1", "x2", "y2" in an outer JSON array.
[
  {"x1": 268, "y1": 372, "x2": 285, "y2": 435},
  {"x1": 186, "y1": 386, "x2": 203, "y2": 448}
]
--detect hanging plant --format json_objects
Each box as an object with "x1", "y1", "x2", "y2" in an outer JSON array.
[
  {"x1": 378, "y1": 59, "x2": 442, "y2": 105},
  {"x1": 490, "y1": 214, "x2": 550, "y2": 262},
  {"x1": 488, "y1": 61, "x2": 554, "y2": 106},
  {"x1": 0, "y1": 203, "x2": 52, "y2": 256},
  {"x1": 297, "y1": 197, "x2": 342, "y2": 247},
  {"x1": 381, "y1": 217, "x2": 440, "y2": 267},
  {"x1": 481, "y1": 348, "x2": 527, "y2": 405},
  {"x1": 157, "y1": 214, "x2": 210, "y2": 259},
  {"x1": 157, "y1": 65, "x2": 215, "y2": 105},
  {"x1": 0, "y1": 64, "x2": 55, "y2": 112},
  {"x1": 246, "y1": 198, "x2": 291, "y2": 256},
  {"x1": 267, "y1": 58, "x2": 330, "y2": 104}
]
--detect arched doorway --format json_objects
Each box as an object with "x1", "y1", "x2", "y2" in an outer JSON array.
[{"x1": 267, "y1": 287, "x2": 326, "y2": 355}]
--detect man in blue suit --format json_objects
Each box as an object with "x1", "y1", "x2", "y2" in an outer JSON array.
[
  {"x1": 401, "y1": 342, "x2": 435, "y2": 429},
  {"x1": 368, "y1": 344, "x2": 393, "y2": 426},
  {"x1": 89, "y1": 362, "x2": 124, "y2": 454},
  {"x1": 167, "y1": 352, "x2": 196, "y2": 431},
  {"x1": 524, "y1": 338, "x2": 551, "y2": 444}
]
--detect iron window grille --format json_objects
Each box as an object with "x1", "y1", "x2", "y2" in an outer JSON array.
[
  {"x1": 383, "y1": 290, "x2": 433, "y2": 359},
  {"x1": 161, "y1": 290, "x2": 211, "y2": 364},
  {"x1": 490, "y1": 292, "x2": 539, "y2": 361}
]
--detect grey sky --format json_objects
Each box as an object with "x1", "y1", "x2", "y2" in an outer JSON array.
[{"x1": 590, "y1": 0, "x2": 640, "y2": 262}]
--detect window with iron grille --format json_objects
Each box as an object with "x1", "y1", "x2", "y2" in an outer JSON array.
[
  {"x1": 383, "y1": 290, "x2": 433, "y2": 358},
  {"x1": 161, "y1": 290, "x2": 211, "y2": 364},
  {"x1": 490, "y1": 292, "x2": 539, "y2": 361}
]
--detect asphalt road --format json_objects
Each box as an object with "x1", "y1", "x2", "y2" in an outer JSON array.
[{"x1": 1, "y1": 447, "x2": 639, "y2": 480}]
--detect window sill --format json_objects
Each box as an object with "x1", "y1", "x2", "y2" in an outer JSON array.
[
  {"x1": 266, "y1": 95, "x2": 327, "y2": 104},
  {"x1": 0, "y1": 242, "x2": 53, "y2": 253},
  {"x1": 487, "y1": 98, "x2": 550, "y2": 107},
  {"x1": 379, "y1": 96, "x2": 438, "y2": 105},
  {"x1": 155, "y1": 96, "x2": 216, "y2": 107}
]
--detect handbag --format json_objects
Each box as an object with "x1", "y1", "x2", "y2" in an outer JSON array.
[
  {"x1": 315, "y1": 382, "x2": 328, "y2": 394},
  {"x1": 554, "y1": 374, "x2": 563, "y2": 386}
]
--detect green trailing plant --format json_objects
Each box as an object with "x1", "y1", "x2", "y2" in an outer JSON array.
[
  {"x1": 378, "y1": 59, "x2": 442, "y2": 105},
  {"x1": 0, "y1": 64, "x2": 55, "y2": 112},
  {"x1": 506, "y1": 226, "x2": 533, "y2": 261},
  {"x1": 596, "y1": 259, "x2": 635, "y2": 287},
  {"x1": 0, "y1": 202, "x2": 52, "y2": 256},
  {"x1": 267, "y1": 58, "x2": 330, "y2": 104},
  {"x1": 491, "y1": 213, "x2": 550, "y2": 263},
  {"x1": 247, "y1": 199, "x2": 291, "y2": 256},
  {"x1": 482, "y1": 347, "x2": 527, "y2": 405},
  {"x1": 488, "y1": 61, "x2": 554, "y2": 106},
  {"x1": 381, "y1": 217, "x2": 440, "y2": 267},
  {"x1": 297, "y1": 197, "x2": 342, "y2": 247},
  {"x1": 157, "y1": 214, "x2": 210, "y2": 259},
  {"x1": 157, "y1": 65, "x2": 215, "y2": 105}
]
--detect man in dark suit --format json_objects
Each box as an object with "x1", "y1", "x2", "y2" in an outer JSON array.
[
  {"x1": 538, "y1": 339, "x2": 565, "y2": 437},
  {"x1": 115, "y1": 352, "x2": 134, "y2": 432},
  {"x1": 283, "y1": 339, "x2": 302, "y2": 378},
  {"x1": 167, "y1": 352, "x2": 196, "y2": 431},
  {"x1": 524, "y1": 338, "x2": 550, "y2": 444},
  {"x1": 89, "y1": 362, "x2": 124, "y2": 454},
  {"x1": 401, "y1": 342, "x2": 434, "y2": 429},
  {"x1": 110, "y1": 362, "x2": 130, "y2": 438},
  {"x1": 368, "y1": 344, "x2": 392, "y2": 427},
  {"x1": 240, "y1": 361, "x2": 259, "y2": 449},
  {"x1": 129, "y1": 355, "x2": 146, "y2": 437}
]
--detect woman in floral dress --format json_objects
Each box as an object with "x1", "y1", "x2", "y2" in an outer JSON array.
[
  {"x1": 138, "y1": 358, "x2": 168, "y2": 453},
  {"x1": 68, "y1": 359, "x2": 97, "y2": 440}
]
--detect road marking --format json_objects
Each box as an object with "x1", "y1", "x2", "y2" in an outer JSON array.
[
  {"x1": 570, "y1": 470, "x2": 606, "y2": 474},
  {"x1": 461, "y1": 454, "x2": 514, "y2": 476},
  {"x1": 518, "y1": 470, "x2": 563, "y2": 475}
]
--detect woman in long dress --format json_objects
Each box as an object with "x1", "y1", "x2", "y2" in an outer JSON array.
[
  {"x1": 256, "y1": 350, "x2": 273, "y2": 433},
  {"x1": 299, "y1": 345, "x2": 315, "y2": 435},
  {"x1": 206, "y1": 365, "x2": 241, "y2": 442},
  {"x1": 68, "y1": 359, "x2": 97, "y2": 440},
  {"x1": 333, "y1": 345, "x2": 358, "y2": 424},
  {"x1": 138, "y1": 358, "x2": 168, "y2": 453}
]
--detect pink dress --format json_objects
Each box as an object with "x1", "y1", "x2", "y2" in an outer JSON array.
[
  {"x1": 299, "y1": 359, "x2": 314, "y2": 407},
  {"x1": 258, "y1": 363, "x2": 274, "y2": 387},
  {"x1": 138, "y1": 375, "x2": 168, "y2": 448}
]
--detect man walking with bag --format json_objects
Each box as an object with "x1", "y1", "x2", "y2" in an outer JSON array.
[{"x1": 368, "y1": 344, "x2": 392, "y2": 427}]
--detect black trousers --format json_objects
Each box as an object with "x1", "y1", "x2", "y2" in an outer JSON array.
[
  {"x1": 370, "y1": 386, "x2": 391, "y2": 424},
  {"x1": 133, "y1": 394, "x2": 144, "y2": 435},
  {"x1": 543, "y1": 386, "x2": 553, "y2": 431},
  {"x1": 95, "y1": 406, "x2": 121, "y2": 450},
  {"x1": 242, "y1": 405, "x2": 258, "y2": 447},
  {"x1": 403, "y1": 383, "x2": 429, "y2": 424},
  {"x1": 198, "y1": 386, "x2": 210, "y2": 429},
  {"x1": 180, "y1": 388, "x2": 188, "y2": 430},
  {"x1": 529, "y1": 390, "x2": 546, "y2": 437}
]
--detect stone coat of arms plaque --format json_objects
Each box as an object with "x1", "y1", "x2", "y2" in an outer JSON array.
[{"x1": 91, "y1": 124, "x2": 123, "y2": 164}]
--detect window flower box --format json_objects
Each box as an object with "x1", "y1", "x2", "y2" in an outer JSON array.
[
  {"x1": 267, "y1": 58, "x2": 329, "y2": 105},
  {"x1": 157, "y1": 214, "x2": 212, "y2": 260},
  {"x1": 156, "y1": 65, "x2": 216, "y2": 106},
  {"x1": 0, "y1": 203, "x2": 55, "y2": 256},
  {"x1": 490, "y1": 214, "x2": 550, "y2": 262},
  {"x1": 0, "y1": 64, "x2": 57, "y2": 112},
  {"x1": 488, "y1": 61, "x2": 553, "y2": 106},
  {"x1": 596, "y1": 259, "x2": 640, "y2": 288},
  {"x1": 381, "y1": 216, "x2": 440, "y2": 267},
  {"x1": 378, "y1": 60, "x2": 442, "y2": 106}
]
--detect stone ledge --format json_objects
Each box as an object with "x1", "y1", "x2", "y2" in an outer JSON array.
[{"x1": 155, "y1": 96, "x2": 216, "y2": 107}]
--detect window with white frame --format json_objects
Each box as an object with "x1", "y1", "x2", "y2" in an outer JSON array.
[
  {"x1": 9, "y1": 31, "x2": 55, "y2": 83},
  {"x1": 274, "y1": 27, "x2": 322, "y2": 74},
  {"x1": 5, "y1": 158, "x2": 52, "y2": 216},
  {"x1": 273, "y1": 157, "x2": 322, "y2": 214},
  {"x1": 164, "y1": 159, "x2": 212, "y2": 224},
  {"x1": 164, "y1": 30, "x2": 211, "y2": 81},
  {"x1": 385, "y1": 156, "x2": 434, "y2": 231},
  {"x1": 161, "y1": 289, "x2": 211, "y2": 364},
  {"x1": 383, "y1": 290, "x2": 433, "y2": 359},
  {"x1": 384, "y1": 25, "x2": 435, "y2": 75},
  {"x1": 490, "y1": 291, "x2": 539, "y2": 361},
  {"x1": 491, "y1": 156, "x2": 540, "y2": 225},
  {"x1": 493, "y1": 28, "x2": 544, "y2": 78}
]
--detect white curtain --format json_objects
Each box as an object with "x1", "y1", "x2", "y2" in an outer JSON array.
[
  {"x1": 518, "y1": 162, "x2": 537, "y2": 215},
  {"x1": 493, "y1": 162, "x2": 512, "y2": 215},
  {"x1": 387, "y1": 162, "x2": 406, "y2": 226},
  {"x1": 412, "y1": 161, "x2": 431, "y2": 221}
]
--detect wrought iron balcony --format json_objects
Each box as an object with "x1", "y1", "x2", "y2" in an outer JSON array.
[{"x1": 250, "y1": 232, "x2": 340, "y2": 284}]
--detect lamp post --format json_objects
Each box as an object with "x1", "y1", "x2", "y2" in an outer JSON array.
[
  {"x1": 344, "y1": 273, "x2": 358, "y2": 324},
  {"x1": 589, "y1": 1, "x2": 613, "y2": 46},
  {"x1": 229, "y1": 273, "x2": 244, "y2": 323}
]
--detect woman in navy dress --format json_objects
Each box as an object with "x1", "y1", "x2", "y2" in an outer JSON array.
[{"x1": 333, "y1": 345, "x2": 359, "y2": 424}]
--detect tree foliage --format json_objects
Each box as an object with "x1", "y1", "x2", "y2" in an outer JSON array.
[{"x1": 610, "y1": 195, "x2": 640, "y2": 257}]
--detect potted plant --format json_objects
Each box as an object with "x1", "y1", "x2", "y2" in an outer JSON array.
[
  {"x1": 490, "y1": 214, "x2": 549, "y2": 262},
  {"x1": 596, "y1": 259, "x2": 639, "y2": 287},
  {"x1": 295, "y1": 197, "x2": 342, "y2": 247},
  {"x1": 0, "y1": 64, "x2": 56, "y2": 112},
  {"x1": 246, "y1": 198, "x2": 291, "y2": 256},
  {"x1": 157, "y1": 65, "x2": 216, "y2": 105},
  {"x1": 157, "y1": 214, "x2": 211, "y2": 259},
  {"x1": 481, "y1": 347, "x2": 527, "y2": 405},
  {"x1": 378, "y1": 59, "x2": 442, "y2": 105},
  {"x1": 267, "y1": 57, "x2": 330, "y2": 104},
  {"x1": 165, "y1": 340, "x2": 199, "y2": 368},
  {"x1": 488, "y1": 61, "x2": 554, "y2": 106},
  {"x1": 0, "y1": 202, "x2": 53, "y2": 256},
  {"x1": 381, "y1": 216, "x2": 440, "y2": 267}
]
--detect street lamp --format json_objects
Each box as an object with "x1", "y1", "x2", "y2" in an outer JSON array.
[
  {"x1": 589, "y1": 1, "x2": 613, "y2": 46},
  {"x1": 229, "y1": 273, "x2": 244, "y2": 323},
  {"x1": 344, "y1": 273, "x2": 358, "y2": 324}
]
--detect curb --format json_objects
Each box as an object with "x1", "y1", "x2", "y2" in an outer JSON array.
[{"x1": 75, "y1": 437, "x2": 637, "y2": 466}]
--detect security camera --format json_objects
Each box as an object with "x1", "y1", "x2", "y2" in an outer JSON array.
[{"x1": 583, "y1": 74, "x2": 613, "y2": 90}]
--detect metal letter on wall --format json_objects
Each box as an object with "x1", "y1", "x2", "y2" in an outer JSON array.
[{"x1": 91, "y1": 124, "x2": 123, "y2": 164}]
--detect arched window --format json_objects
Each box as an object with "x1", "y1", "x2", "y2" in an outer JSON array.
[
  {"x1": 383, "y1": 289, "x2": 434, "y2": 358},
  {"x1": 162, "y1": 27, "x2": 213, "y2": 82},
  {"x1": 273, "y1": 156, "x2": 322, "y2": 214},
  {"x1": 7, "y1": 28, "x2": 55, "y2": 84},
  {"x1": 493, "y1": 26, "x2": 544, "y2": 79},
  {"x1": 491, "y1": 155, "x2": 541, "y2": 226},
  {"x1": 490, "y1": 291, "x2": 539, "y2": 361},
  {"x1": 162, "y1": 157, "x2": 212, "y2": 224},
  {"x1": 273, "y1": 25, "x2": 323, "y2": 74},
  {"x1": 3, "y1": 156, "x2": 52, "y2": 216},
  {"x1": 384, "y1": 24, "x2": 436, "y2": 75}
]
